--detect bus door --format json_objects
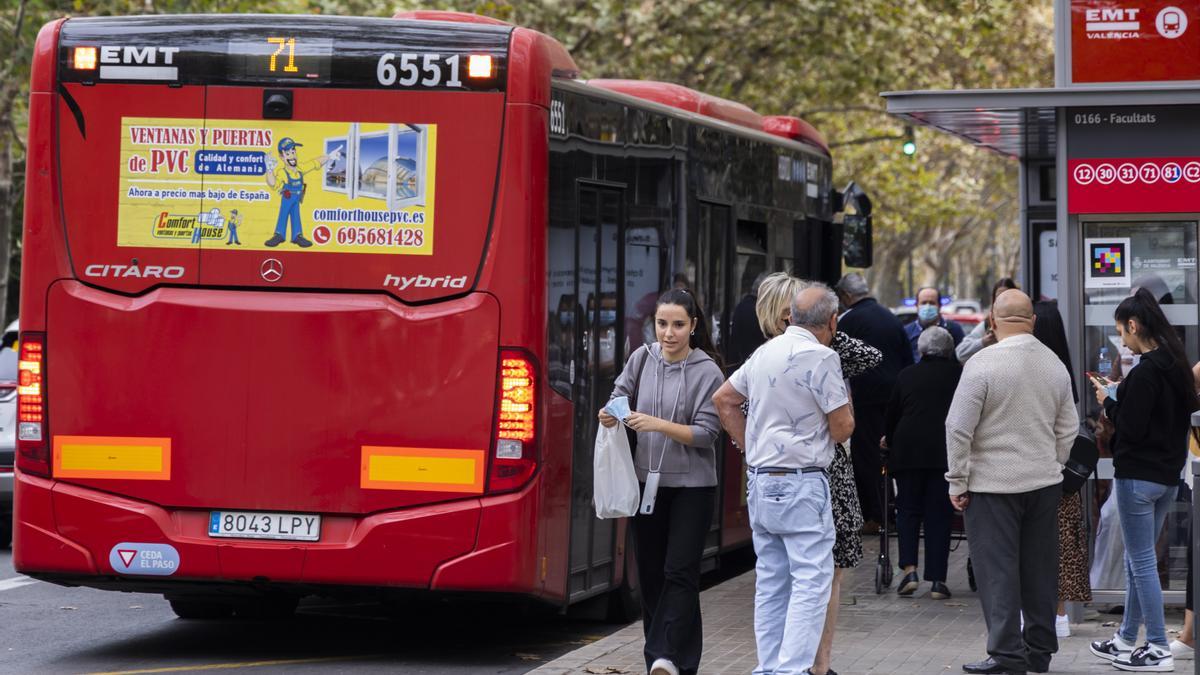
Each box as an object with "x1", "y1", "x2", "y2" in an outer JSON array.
[{"x1": 568, "y1": 183, "x2": 625, "y2": 600}]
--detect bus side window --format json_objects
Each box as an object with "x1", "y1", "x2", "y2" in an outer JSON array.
[
  {"x1": 775, "y1": 222, "x2": 795, "y2": 274},
  {"x1": 736, "y1": 220, "x2": 767, "y2": 298},
  {"x1": 690, "y1": 202, "x2": 730, "y2": 350},
  {"x1": 626, "y1": 158, "x2": 672, "y2": 353},
  {"x1": 547, "y1": 177, "x2": 576, "y2": 399}
]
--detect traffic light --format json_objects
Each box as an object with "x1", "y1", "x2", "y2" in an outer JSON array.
[{"x1": 902, "y1": 125, "x2": 916, "y2": 156}]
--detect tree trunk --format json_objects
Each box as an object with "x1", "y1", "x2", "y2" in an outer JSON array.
[{"x1": 869, "y1": 246, "x2": 905, "y2": 308}]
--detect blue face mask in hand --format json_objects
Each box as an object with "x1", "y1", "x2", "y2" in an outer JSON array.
[
  {"x1": 917, "y1": 304, "x2": 940, "y2": 323},
  {"x1": 604, "y1": 395, "x2": 632, "y2": 421},
  {"x1": 1106, "y1": 382, "x2": 1118, "y2": 401}
]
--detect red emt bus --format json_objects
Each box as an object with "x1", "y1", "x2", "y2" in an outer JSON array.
[{"x1": 14, "y1": 11, "x2": 871, "y2": 618}]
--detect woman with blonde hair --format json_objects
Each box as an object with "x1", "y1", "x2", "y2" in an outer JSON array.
[{"x1": 752, "y1": 272, "x2": 876, "y2": 675}]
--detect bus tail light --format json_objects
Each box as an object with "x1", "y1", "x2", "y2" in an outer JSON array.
[
  {"x1": 16, "y1": 333, "x2": 50, "y2": 477},
  {"x1": 489, "y1": 349, "x2": 538, "y2": 492},
  {"x1": 467, "y1": 54, "x2": 493, "y2": 79},
  {"x1": 72, "y1": 46, "x2": 98, "y2": 70}
]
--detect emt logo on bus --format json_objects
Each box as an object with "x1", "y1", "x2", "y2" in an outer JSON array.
[{"x1": 96, "y1": 45, "x2": 180, "y2": 65}]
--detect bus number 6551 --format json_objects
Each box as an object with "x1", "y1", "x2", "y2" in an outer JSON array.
[{"x1": 377, "y1": 53, "x2": 463, "y2": 88}]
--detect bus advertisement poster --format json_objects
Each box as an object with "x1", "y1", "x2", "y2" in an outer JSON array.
[{"x1": 117, "y1": 117, "x2": 437, "y2": 255}]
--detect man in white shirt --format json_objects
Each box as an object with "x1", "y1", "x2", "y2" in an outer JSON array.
[{"x1": 714, "y1": 283, "x2": 855, "y2": 675}]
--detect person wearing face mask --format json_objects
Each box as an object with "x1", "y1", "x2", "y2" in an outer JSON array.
[
  {"x1": 598, "y1": 288, "x2": 725, "y2": 675},
  {"x1": 1088, "y1": 288, "x2": 1200, "y2": 673},
  {"x1": 905, "y1": 286, "x2": 965, "y2": 363}
]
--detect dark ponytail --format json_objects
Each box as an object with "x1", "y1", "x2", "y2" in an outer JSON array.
[
  {"x1": 656, "y1": 288, "x2": 724, "y2": 368},
  {"x1": 1114, "y1": 287, "x2": 1200, "y2": 414}
]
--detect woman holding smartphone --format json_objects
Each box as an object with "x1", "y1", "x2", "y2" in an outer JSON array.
[
  {"x1": 1089, "y1": 288, "x2": 1200, "y2": 672},
  {"x1": 598, "y1": 287, "x2": 725, "y2": 675}
]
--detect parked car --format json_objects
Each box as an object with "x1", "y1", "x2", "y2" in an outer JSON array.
[
  {"x1": 892, "y1": 305, "x2": 918, "y2": 326},
  {"x1": 943, "y1": 299, "x2": 982, "y2": 315},
  {"x1": 0, "y1": 319, "x2": 16, "y2": 547},
  {"x1": 944, "y1": 310, "x2": 985, "y2": 331}
]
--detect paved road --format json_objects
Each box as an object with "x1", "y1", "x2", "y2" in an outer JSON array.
[{"x1": 0, "y1": 547, "x2": 625, "y2": 674}]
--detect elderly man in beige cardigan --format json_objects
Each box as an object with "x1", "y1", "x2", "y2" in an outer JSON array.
[{"x1": 945, "y1": 290, "x2": 1077, "y2": 675}]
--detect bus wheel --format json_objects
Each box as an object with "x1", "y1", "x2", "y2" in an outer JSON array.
[
  {"x1": 167, "y1": 597, "x2": 235, "y2": 620},
  {"x1": 606, "y1": 530, "x2": 641, "y2": 623}
]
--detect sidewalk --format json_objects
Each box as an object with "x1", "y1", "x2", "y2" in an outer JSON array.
[{"x1": 530, "y1": 539, "x2": 1189, "y2": 674}]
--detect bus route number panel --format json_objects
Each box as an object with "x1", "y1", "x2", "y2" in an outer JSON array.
[
  {"x1": 208, "y1": 510, "x2": 322, "y2": 541},
  {"x1": 227, "y1": 37, "x2": 333, "y2": 84}
]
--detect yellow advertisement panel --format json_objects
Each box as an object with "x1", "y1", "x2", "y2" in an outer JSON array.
[{"x1": 118, "y1": 117, "x2": 437, "y2": 255}]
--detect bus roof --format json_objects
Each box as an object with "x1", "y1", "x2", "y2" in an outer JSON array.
[
  {"x1": 587, "y1": 79, "x2": 762, "y2": 129},
  {"x1": 395, "y1": 10, "x2": 579, "y2": 80}
]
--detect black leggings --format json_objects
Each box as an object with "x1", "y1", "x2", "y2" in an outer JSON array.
[{"x1": 633, "y1": 485, "x2": 715, "y2": 675}]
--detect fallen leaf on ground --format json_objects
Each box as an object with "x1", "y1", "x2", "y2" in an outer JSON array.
[
  {"x1": 59, "y1": 606, "x2": 77, "y2": 611},
  {"x1": 515, "y1": 653, "x2": 541, "y2": 661},
  {"x1": 943, "y1": 602, "x2": 967, "y2": 607},
  {"x1": 1103, "y1": 621, "x2": 1118, "y2": 627},
  {"x1": 584, "y1": 668, "x2": 629, "y2": 674}
]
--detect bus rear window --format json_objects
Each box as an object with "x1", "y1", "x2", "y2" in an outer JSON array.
[{"x1": 53, "y1": 15, "x2": 511, "y2": 301}]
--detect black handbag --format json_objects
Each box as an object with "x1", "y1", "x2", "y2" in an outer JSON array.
[
  {"x1": 1062, "y1": 433, "x2": 1099, "y2": 495},
  {"x1": 625, "y1": 347, "x2": 650, "y2": 453}
]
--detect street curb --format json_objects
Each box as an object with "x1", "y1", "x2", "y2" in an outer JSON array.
[{"x1": 527, "y1": 622, "x2": 645, "y2": 674}]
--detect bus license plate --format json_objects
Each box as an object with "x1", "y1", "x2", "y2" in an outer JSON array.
[{"x1": 208, "y1": 511, "x2": 321, "y2": 542}]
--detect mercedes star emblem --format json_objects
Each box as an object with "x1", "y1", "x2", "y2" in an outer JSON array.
[{"x1": 260, "y1": 258, "x2": 284, "y2": 283}]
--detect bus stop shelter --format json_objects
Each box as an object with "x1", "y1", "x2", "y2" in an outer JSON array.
[{"x1": 884, "y1": 0, "x2": 1200, "y2": 606}]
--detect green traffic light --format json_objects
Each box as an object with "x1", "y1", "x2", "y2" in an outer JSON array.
[{"x1": 902, "y1": 141, "x2": 916, "y2": 155}]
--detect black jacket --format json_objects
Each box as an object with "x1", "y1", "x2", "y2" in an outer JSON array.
[
  {"x1": 884, "y1": 355, "x2": 962, "y2": 472},
  {"x1": 1105, "y1": 347, "x2": 1193, "y2": 487},
  {"x1": 728, "y1": 293, "x2": 765, "y2": 368},
  {"x1": 837, "y1": 298, "x2": 914, "y2": 407}
]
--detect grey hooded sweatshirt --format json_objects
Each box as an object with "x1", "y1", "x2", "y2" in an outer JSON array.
[{"x1": 609, "y1": 343, "x2": 725, "y2": 488}]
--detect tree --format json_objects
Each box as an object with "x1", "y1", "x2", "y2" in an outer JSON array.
[
  {"x1": 463, "y1": 0, "x2": 1053, "y2": 305},
  {"x1": 1, "y1": 0, "x2": 1054, "y2": 315}
]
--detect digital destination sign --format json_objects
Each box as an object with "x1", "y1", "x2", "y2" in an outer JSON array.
[{"x1": 227, "y1": 36, "x2": 333, "y2": 84}]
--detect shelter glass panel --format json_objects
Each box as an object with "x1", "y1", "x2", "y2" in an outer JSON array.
[{"x1": 1081, "y1": 219, "x2": 1198, "y2": 600}]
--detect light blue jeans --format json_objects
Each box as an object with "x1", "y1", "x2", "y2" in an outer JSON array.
[
  {"x1": 748, "y1": 470, "x2": 834, "y2": 675},
  {"x1": 1115, "y1": 478, "x2": 1178, "y2": 646}
]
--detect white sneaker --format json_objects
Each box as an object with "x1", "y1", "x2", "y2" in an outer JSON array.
[
  {"x1": 1056, "y1": 613, "x2": 1071, "y2": 638},
  {"x1": 1170, "y1": 639, "x2": 1194, "y2": 660},
  {"x1": 1091, "y1": 633, "x2": 1136, "y2": 662},
  {"x1": 1112, "y1": 642, "x2": 1174, "y2": 671},
  {"x1": 650, "y1": 658, "x2": 679, "y2": 675}
]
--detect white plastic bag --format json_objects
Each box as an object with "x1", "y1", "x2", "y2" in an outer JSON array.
[{"x1": 593, "y1": 422, "x2": 640, "y2": 519}]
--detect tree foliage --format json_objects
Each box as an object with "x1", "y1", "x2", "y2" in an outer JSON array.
[{"x1": 0, "y1": 0, "x2": 1053, "y2": 315}]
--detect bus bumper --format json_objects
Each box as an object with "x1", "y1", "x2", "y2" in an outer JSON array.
[{"x1": 13, "y1": 472, "x2": 543, "y2": 597}]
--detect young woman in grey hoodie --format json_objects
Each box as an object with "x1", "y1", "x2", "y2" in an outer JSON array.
[{"x1": 598, "y1": 288, "x2": 726, "y2": 675}]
